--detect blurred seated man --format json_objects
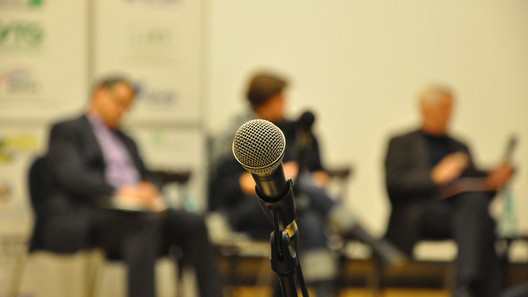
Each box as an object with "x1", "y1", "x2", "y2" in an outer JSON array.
[
  {"x1": 383, "y1": 85, "x2": 514, "y2": 297},
  {"x1": 209, "y1": 71, "x2": 405, "y2": 297},
  {"x1": 45, "y1": 76, "x2": 223, "y2": 297}
]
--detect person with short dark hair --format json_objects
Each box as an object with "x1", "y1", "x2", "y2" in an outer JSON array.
[
  {"x1": 45, "y1": 75, "x2": 223, "y2": 297},
  {"x1": 210, "y1": 71, "x2": 405, "y2": 297},
  {"x1": 384, "y1": 85, "x2": 515, "y2": 297}
]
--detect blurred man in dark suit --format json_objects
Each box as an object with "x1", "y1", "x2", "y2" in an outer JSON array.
[
  {"x1": 384, "y1": 85, "x2": 514, "y2": 297},
  {"x1": 45, "y1": 76, "x2": 223, "y2": 297}
]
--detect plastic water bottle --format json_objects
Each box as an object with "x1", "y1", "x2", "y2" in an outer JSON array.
[{"x1": 497, "y1": 187, "x2": 518, "y2": 237}]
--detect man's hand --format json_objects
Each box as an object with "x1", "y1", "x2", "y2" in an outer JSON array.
[
  {"x1": 485, "y1": 162, "x2": 515, "y2": 191},
  {"x1": 283, "y1": 161, "x2": 299, "y2": 180},
  {"x1": 239, "y1": 161, "x2": 300, "y2": 197},
  {"x1": 116, "y1": 181, "x2": 162, "y2": 209},
  {"x1": 239, "y1": 172, "x2": 257, "y2": 196},
  {"x1": 431, "y1": 152, "x2": 470, "y2": 185},
  {"x1": 312, "y1": 170, "x2": 331, "y2": 188}
]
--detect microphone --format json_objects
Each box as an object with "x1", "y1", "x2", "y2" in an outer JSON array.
[
  {"x1": 233, "y1": 119, "x2": 288, "y2": 199},
  {"x1": 296, "y1": 110, "x2": 315, "y2": 147},
  {"x1": 232, "y1": 119, "x2": 296, "y2": 233},
  {"x1": 297, "y1": 110, "x2": 315, "y2": 133},
  {"x1": 295, "y1": 111, "x2": 316, "y2": 172},
  {"x1": 233, "y1": 119, "x2": 310, "y2": 297}
]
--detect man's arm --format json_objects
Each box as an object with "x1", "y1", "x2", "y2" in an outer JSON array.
[
  {"x1": 47, "y1": 122, "x2": 115, "y2": 203},
  {"x1": 209, "y1": 156, "x2": 248, "y2": 210},
  {"x1": 305, "y1": 136, "x2": 331, "y2": 188},
  {"x1": 438, "y1": 143, "x2": 514, "y2": 198}
]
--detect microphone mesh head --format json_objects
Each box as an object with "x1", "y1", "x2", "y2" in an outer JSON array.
[{"x1": 232, "y1": 119, "x2": 286, "y2": 175}]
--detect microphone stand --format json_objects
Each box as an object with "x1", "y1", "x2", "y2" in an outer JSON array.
[
  {"x1": 294, "y1": 138, "x2": 309, "y2": 190},
  {"x1": 292, "y1": 129, "x2": 312, "y2": 215},
  {"x1": 257, "y1": 180, "x2": 310, "y2": 297},
  {"x1": 293, "y1": 111, "x2": 315, "y2": 190}
]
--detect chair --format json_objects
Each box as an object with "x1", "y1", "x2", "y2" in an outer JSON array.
[
  {"x1": 380, "y1": 213, "x2": 457, "y2": 294},
  {"x1": 8, "y1": 155, "x2": 101, "y2": 297},
  {"x1": 9, "y1": 156, "x2": 188, "y2": 297},
  {"x1": 206, "y1": 212, "x2": 272, "y2": 297}
]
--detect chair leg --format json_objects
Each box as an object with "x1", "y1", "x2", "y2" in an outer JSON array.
[
  {"x1": 175, "y1": 263, "x2": 184, "y2": 297},
  {"x1": 85, "y1": 250, "x2": 104, "y2": 297},
  {"x1": 7, "y1": 247, "x2": 28, "y2": 297},
  {"x1": 366, "y1": 260, "x2": 383, "y2": 297},
  {"x1": 170, "y1": 246, "x2": 185, "y2": 297},
  {"x1": 226, "y1": 253, "x2": 239, "y2": 297},
  {"x1": 254, "y1": 257, "x2": 273, "y2": 297}
]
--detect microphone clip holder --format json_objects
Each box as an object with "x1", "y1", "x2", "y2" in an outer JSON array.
[{"x1": 256, "y1": 180, "x2": 310, "y2": 297}]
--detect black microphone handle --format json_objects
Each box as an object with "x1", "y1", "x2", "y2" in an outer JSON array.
[
  {"x1": 256, "y1": 179, "x2": 297, "y2": 232},
  {"x1": 252, "y1": 163, "x2": 287, "y2": 200}
]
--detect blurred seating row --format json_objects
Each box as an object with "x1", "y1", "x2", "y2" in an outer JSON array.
[{"x1": 3, "y1": 155, "x2": 527, "y2": 297}]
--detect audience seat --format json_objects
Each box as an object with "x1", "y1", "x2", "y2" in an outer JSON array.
[{"x1": 8, "y1": 156, "x2": 190, "y2": 297}]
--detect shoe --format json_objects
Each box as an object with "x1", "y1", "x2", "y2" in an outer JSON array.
[
  {"x1": 453, "y1": 286, "x2": 475, "y2": 297},
  {"x1": 348, "y1": 225, "x2": 408, "y2": 269},
  {"x1": 311, "y1": 280, "x2": 337, "y2": 297},
  {"x1": 328, "y1": 207, "x2": 408, "y2": 269}
]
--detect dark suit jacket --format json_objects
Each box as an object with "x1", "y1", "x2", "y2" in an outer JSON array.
[
  {"x1": 383, "y1": 129, "x2": 486, "y2": 255},
  {"x1": 40, "y1": 115, "x2": 153, "y2": 253}
]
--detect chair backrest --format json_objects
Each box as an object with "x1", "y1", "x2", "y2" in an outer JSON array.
[
  {"x1": 206, "y1": 134, "x2": 222, "y2": 212},
  {"x1": 28, "y1": 155, "x2": 52, "y2": 213},
  {"x1": 27, "y1": 155, "x2": 53, "y2": 252}
]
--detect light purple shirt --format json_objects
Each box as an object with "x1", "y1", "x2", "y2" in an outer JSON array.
[{"x1": 87, "y1": 115, "x2": 141, "y2": 188}]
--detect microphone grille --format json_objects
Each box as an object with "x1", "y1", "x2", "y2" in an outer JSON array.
[{"x1": 232, "y1": 119, "x2": 286, "y2": 175}]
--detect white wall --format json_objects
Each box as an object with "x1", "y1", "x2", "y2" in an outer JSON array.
[
  {"x1": 1, "y1": 0, "x2": 528, "y2": 294},
  {"x1": 206, "y1": 0, "x2": 528, "y2": 234}
]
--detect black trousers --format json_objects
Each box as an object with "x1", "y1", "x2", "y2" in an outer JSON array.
[
  {"x1": 89, "y1": 208, "x2": 161, "y2": 297},
  {"x1": 162, "y1": 209, "x2": 224, "y2": 297},
  {"x1": 420, "y1": 192, "x2": 501, "y2": 297}
]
